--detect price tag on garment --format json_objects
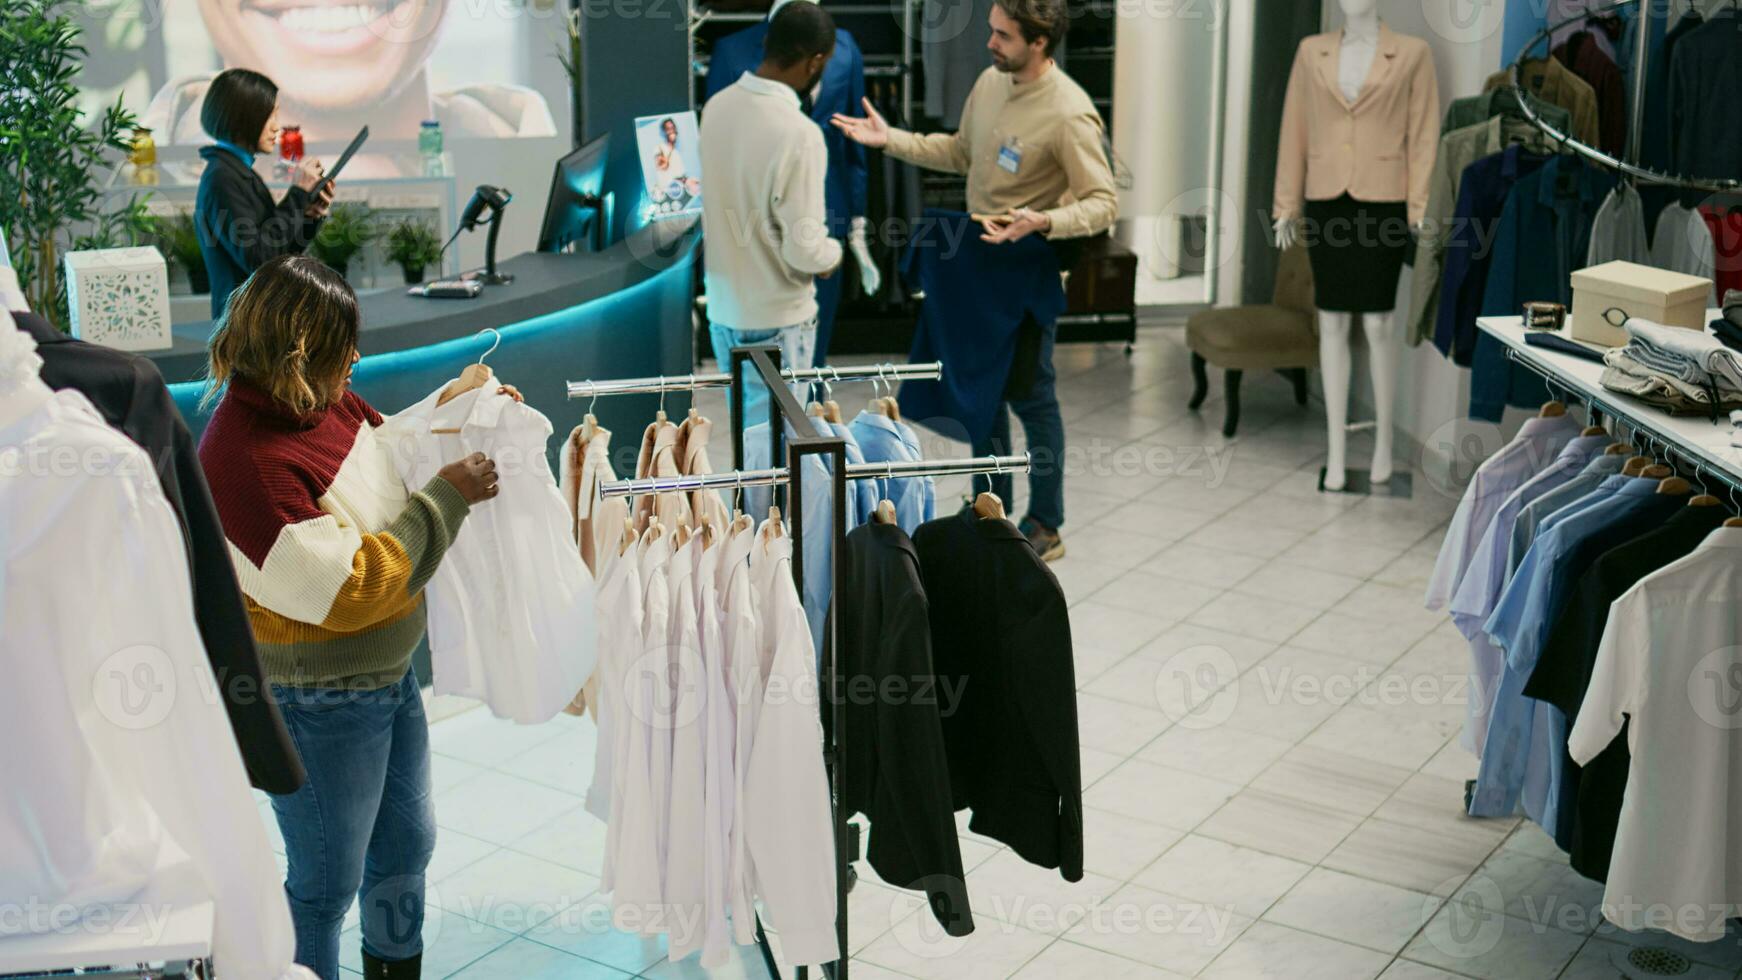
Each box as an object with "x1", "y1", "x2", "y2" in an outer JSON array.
[{"x1": 997, "y1": 137, "x2": 1023, "y2": 174}]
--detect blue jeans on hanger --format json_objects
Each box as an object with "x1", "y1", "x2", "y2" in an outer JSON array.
[
  {"x1": 269, "y1": 668, "x2": 435, "y2": 980},
  {"x1": 971, "y1": 317, "x2": 1066, "y2": 530}
]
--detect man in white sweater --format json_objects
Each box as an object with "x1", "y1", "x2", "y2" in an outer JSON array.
[{"x1": 701, "y1": 1, "x2": 843, "y2": 427}]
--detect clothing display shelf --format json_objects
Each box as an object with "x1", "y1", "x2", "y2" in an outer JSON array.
[
  {"x1": 1479, "y1": 314, "x2": 1742, "y2": 493},
  {"x1": 687, "y1": 0, "x2": 918, "y2": 117},
  {"x1": 1507, "y1": 0, "x2": 1742, "y2": 193},
  {"x1": 571, "y1": 349, "x2": 1028, "y2": 980}
]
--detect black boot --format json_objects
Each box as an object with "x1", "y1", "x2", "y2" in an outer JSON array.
[{"x1": 360, "y1": 949, "x2": 421, "y2": 980}]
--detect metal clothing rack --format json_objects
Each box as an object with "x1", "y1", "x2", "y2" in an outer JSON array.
[
  {"x1": 573, "y1": 349, "x2": 1029, "y2": 980},
  {"x1": 1508, "y1": 0, "x2": 1742, "y2": 193}
]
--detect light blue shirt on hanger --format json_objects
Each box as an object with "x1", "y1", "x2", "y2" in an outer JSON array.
[
  {"x1": 1474, "y1": 476, "x2": 1661, "y2": 829},
  {"x1": 848, "y1": 410, "x2": 936, "y2": 533}
]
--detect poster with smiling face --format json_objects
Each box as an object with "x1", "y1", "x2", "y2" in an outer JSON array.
[
  {"x1": 635, "y1": 112, "x2": 702, "y2": 220},
  {"x1": 80, "y1": 0, "x2": 563, "y2": 146}
]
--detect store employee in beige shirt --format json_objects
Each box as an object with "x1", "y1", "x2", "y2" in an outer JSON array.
[{"x1": 832, "y1": 0, "x2": 1113, "y2": 559}]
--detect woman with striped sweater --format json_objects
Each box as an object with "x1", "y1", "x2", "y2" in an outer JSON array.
[{"x1": 198, "y1": 256, "x2": 501, "y2": 980}]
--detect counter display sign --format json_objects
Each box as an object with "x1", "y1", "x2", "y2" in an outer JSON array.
[{"x1": 634, "y1": 112, "x2": 702, "y2": 220}]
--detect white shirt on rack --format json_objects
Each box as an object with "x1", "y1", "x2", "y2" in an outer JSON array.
[
  {"x1": 0, "y1": 330, "x2": 298, "y2": 980},
  {"x1": 743, "y1": 529, "x2": 839, "y2": 967},
  {"x1": 612, "y1": 528, "x2": 673, "y2": 932},
  {"x1": 721, "y1": 520, "x2": 765, "y2": 947},
  {"x1": 1425, "y1": 414, "x2": 1582, "y2": 612},
  {"x1": 590, "y1": 537, "x2": 644, "y2": 893},
  {"x1": 664, "y1": 533, "x2": 709, "y2": 957},
  {"x1": 381, "y1": 382, "x2": 597, "y2": 724},
  {"x1": 1569, "y1": 525, "x2": 1742, "y2": 942}
]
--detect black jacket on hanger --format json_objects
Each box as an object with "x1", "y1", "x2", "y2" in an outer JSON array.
[
  {"x1": 13, "y1": 310, "x2": 305, "y2": 794},
  {"x1": 913, "y1": 510, "x2": 1083, "y2": 881},
  {"x1": 1525, "y1": 503, "x2": 1729, "y2": 882},
  {"x1": 839, "y1": 522, "x2": 973, "y2": 937},
  {"x1": 194, "y1": 145, "x2": 321, "y2": 318}
]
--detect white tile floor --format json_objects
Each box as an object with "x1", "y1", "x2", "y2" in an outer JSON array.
[{"x1": 260, "y1": 323, "x2": 1742, "y2": 978}]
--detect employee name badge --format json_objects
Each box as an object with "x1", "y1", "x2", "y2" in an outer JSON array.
[{"x1": 997, "y1": 136, "x2": 1023, "y2": 174}]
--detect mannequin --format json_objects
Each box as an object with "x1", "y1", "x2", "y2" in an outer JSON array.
[{"x1": 1273, "y1": 0, "x2": 1439, "y2": 492}]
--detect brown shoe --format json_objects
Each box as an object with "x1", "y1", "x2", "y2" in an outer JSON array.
[{"x1": 1018, "y1": 517, "x2": 1065, "y2": 562}]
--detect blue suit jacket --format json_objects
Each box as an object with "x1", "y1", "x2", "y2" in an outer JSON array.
[{"x1": 704, "y1": 23, "x2": 868, "y2": 237}]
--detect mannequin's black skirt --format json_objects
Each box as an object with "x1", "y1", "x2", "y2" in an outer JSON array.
[{"x1": 1302, "y1": 194, "x2": 1411, "y2": 313}]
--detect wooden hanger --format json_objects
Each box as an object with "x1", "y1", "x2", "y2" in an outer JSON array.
[
  {"x1": 621, "y1": 516, "x2": 637, "y2": 556},
  {"x1": 1640, "y1": 463, "x2": 1673, "y2": 480},
  {"x1": 1727, "y1": 516, "x2": 1742, "y2": 528},
  {"x1": 1621, "y1": 455, "x2": 1652, "y2": 477},
  {"x1": 437, "y1": 327, "x2": 501, "y2": 408},
  {"x1": 1690, "y1": 492, "x2": 1724, "y2": 506},
  {"x1": 1604, "y1": 443, "x2": 1630, "y2": 456},
  {"x1": 1581, "y1": 425, "x2": 1606, "y2": 437},
  {"x1": 699, "y1": 513, "x2": 716, "y2": 550},
  {"x1": 674, "y1": 523, "x2": 693, "y2": 548},
  {"x1": 1539, "y1": 400, "x2": 1567, "y2": 418},
  {"x1": 884, "y1": 395, "x2": 903, "y2": 423},
  {"x1": 1658, "y1": 476, "x2": 1692, "y2": 495},
  {"x1": 873, "y1": 499, "x2": 897, "y2": 524},
  {"x1": 973, "y1": 491, "x2": 1005, "y2": 520},
  {"x1": 823, "y1": 399, "x2": 844, "y2": 425}
]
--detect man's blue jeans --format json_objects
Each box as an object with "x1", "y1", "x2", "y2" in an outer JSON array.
[
  {"x1": 709, "y1": 319, "x2": 818, "y2": 433},
  {"x1": 972, "y1": 317, "x2": 1065, "y2": 530},
  {"x1": 269, "y1": 668, "x2": 435, "y2": 980}
]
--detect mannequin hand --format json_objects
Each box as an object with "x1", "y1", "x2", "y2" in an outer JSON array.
[
  {"x1": 830, "y1": 98, "x2": 890, "y2": 148},
  {"x1": 1273, "y1": 216, "x2": 1299, "y2": 250},
  {"x1": 981, "y1": 208, "x2": 1050, "y2": 244},
  {"x1": 849, "y1": 216, "x2": 881, "y2": 294}
]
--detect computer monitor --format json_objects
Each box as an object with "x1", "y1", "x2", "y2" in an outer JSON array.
[{"x1": 537, "y1": 133, "x2": 611, "y2": 254}]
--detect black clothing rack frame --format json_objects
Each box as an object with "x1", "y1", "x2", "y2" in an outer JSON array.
[
  {"x1": 573, "y1": 349, "x2": 1031, "y2": 980},
  {"x1": 1508, "y1": 0, "x2": 1742, "y2": 194}
]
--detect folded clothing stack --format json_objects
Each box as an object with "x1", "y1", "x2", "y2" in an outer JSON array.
[
  {"x1": 1711, "y1": 289, "x2": 1742, "y2": 353},
  {"x1": 1600, "y1": 315, "x2": 1742, "y2": 417}
]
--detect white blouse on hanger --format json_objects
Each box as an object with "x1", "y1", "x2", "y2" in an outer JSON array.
[
  {"x1": 742, "y1": 528, "x2": 839, "y2": 967},
  {"x1": 0, "y1": 327, "x2": 301, "y2": 980},
  {"x1": 611, "y1": 528, "x2": 673, "y2": 933},
  {"x1": 590, "y1": 535, "x2": 644, "y2": 893},
  {"x1": 1569, "y1": 526, "x2": 1742, "y2": 942},
  {"x1": 382, "y1": 382, "x2": 597, "y2": 723}
]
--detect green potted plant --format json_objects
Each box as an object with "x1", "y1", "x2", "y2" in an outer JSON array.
[
  {"x1": 0, "y1": 0, "x2": 154, "y2": 328},
  {"x1": 385, "y1": 218, "x2": 442, "y2": 284},
  {"x1": 309, "y1": 203, "x2": 371, "y2": 280},
  {"x1": 145, "y1": 212, "x2": 209, "y2": 295}
]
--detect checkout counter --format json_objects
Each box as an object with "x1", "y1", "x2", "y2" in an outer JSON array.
[{"x1": 153, "y1": 215, "x2": 701, "y2": 446}]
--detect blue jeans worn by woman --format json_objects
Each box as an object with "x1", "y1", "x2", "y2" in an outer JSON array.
[{"x1": 270, "y1": 667, "x2": 435, "y2": 980}]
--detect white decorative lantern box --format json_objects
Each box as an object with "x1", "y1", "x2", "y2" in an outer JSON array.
[{"x1": 64, "y1": 246, "x2": 173, "y2": 352}]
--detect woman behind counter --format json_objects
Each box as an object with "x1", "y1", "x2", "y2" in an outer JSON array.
[{"x1": 195, "y1": 67, "x2": 336, "y2": 318}]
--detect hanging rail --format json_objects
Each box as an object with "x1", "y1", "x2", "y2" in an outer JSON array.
[
  {"x1": 598, "y1": 453, "x2": 1032, "y2": 499},
  {"x1": 566, "y1": 361, "x2": 942, "y2": 400},
  {"x1": 1508, "y1": 0, "x2": 1742, "y2": 194}
]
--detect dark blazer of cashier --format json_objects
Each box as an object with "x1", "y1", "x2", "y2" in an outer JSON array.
[{"x1": 194, "y1": 67, "x2": 336, "y2": 318}]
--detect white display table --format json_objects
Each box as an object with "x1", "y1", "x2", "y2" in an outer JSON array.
[{"x1": 1476, "y1": 313, "x2": 1742, "y2": 485}]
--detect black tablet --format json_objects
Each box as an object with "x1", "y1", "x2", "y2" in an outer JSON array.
[{"x1": 310, "y1": 125, "x2": 369, "y2": 197}]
